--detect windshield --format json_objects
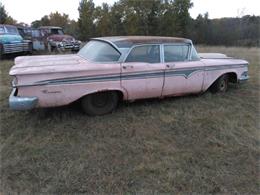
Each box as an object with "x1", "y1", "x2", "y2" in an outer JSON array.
[
  {"x1": 0, "y1": 26, "x2": 19, "y2": 35},
  {"x1": 5, "y1": 26, "x2": 19, "y2": 34},
  {"x1": 0, "y1": 26, "x2": 5, "y2": 34},
  {"x1": 50, "y1": 29, "x2": 64, "y2": 35},
  {"x1": 78, "y1": 40, "x2": 121, "y2": 62}
]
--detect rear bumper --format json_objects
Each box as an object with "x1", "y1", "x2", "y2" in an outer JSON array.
[{"x1": 9, "y1": 88, "x2": 38, "y2": 110}]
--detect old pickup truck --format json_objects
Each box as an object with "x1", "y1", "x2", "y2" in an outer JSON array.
[
  {"x1": 0, "y1": 24, "x2": 32, "y2": 59},
  {"x1": 38, "y1": 26, "x2": 81, "y2": 52},
  {"x1": 9, "y1": 36, "x2": 249, "y2": 115}
]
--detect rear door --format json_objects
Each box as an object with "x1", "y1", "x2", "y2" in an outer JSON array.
[
  {"x1": 121, "y1": 44, "x2": 164, "y2": 100},
  {"x1": 162, "y1": 44, "x2": 205, "y2": 96}
]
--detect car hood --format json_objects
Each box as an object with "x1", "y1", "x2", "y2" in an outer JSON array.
[
  {"x1": 48, "y1": 34, "x2": 75, "y2": 42},
  {"x1": 0, "y1": 34, "x2": 23, "y2": 44},
  {"x1": 10, "y1": 54, "x2": 86, "y2": 76}
]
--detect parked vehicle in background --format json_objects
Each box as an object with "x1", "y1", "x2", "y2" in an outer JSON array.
[
  {"x1": 31, "y1": 29, "x2": 45, "y2": 51},
  {"x1": 9, "y1": 36, "x2": 249, "y2": 115},
  {"x1": 38, "y1": 26, "x2": 81, "y2": 52},
  {"x1": 17, "y1": 25, "x2": 32, "y2": 40},
  {"x1": 0, "y1": 24, "x2": 32, "y2": 59}
]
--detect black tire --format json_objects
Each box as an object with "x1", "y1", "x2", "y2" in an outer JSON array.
[
  {"x1": 81, "y1": 91, "x2": 118, "y2": 116},
  {"x1": 210, "y1": 74, "x2": 229, "y2": 93},
  {"x1": 0, "y1": 44, "x2": 3, "y2": 60}
]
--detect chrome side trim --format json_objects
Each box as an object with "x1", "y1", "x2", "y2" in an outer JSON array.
[
  {"x1": 14, "y1": 63, "x2": 248, "y2": 88},
  {"x1": 9, "y1": 88, "x2": 38, "y2": 110}
]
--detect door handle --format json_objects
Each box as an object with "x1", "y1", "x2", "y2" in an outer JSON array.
[
  {"x1": 166, "y1": 64, "x2": 175, "y2": 69},
  {"x1": 123, "y1": 65, "x2": 134, "y2": 69}
]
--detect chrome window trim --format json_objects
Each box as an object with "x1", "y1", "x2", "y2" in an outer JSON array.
[
  {"x1": 78, "y1": 39, "x2": 122, "y2": 64},
  {"x1": 122, "y1": 43, "x2": 162, "y2": 64},
  {"x1": 91, "y1": 38, "x2": 122, "y2": 54}
]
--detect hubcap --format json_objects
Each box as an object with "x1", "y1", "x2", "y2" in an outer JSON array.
[
  {"x1": 220, "y1": 80, "x2": 227, "y2": 91},
  {"x1": 92, "y1": 93, "x2": 109, "y2": 108}
]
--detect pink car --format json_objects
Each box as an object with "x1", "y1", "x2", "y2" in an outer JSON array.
[{"x1": 9, "y1": 36, "x2": 249, "y2": 115}]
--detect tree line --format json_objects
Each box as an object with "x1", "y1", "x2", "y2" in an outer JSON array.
[{"x1": 1, "y1": 0, "x2": 259, "y2": 46}]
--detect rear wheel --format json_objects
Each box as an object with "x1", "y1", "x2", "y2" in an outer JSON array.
[
  {"x1": 210, "y1": 75, "x2": 229, "y2": 93},
  {"x1": 81, "y1": 91, "x2": 118, "y2": 116}
]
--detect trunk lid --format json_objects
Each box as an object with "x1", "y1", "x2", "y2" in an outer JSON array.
[{"x1": 10, "y1": 54, "x2": 85, "y2": 75}]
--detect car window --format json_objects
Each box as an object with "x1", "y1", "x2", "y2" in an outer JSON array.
[
  {"x1": 5, "y1": 26, "x2": 18, "y2": 34},
  {"x1": 78, "y1": 40, "x2": 121, "y2": 62},
  {"x1": 125, "y1": 45, "x2": 160, "y2": 63},
  {"x1": 190, "y1": 46, "x2": 200, "y2": 60},
  {"x1": 40, "y1": 29, "x2": 49, "y2": 36},
  {"x1": 51, "y1": 29, "x2": 64, "y2": 35},
  {"x1": 0, "y1": 26, "x2": 5, "y2": 34},
  {"x1": 164, "y1": 45, "x2": 189, "y2": 62},
  {"x1": 32, "y1": 30, "x2": 41, "y2": 37}
]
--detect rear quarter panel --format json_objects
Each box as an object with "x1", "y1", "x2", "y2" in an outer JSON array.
[{"x1": 16, "y1": 62, "x2": 126, "y2": 107}]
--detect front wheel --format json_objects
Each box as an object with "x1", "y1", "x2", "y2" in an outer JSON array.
[
  {"x1": 210, "y1": 75, "x2": 229, "y2": 93},
  {"x1": 81, "y1": 91, "x2": 119, "y2": 116}
]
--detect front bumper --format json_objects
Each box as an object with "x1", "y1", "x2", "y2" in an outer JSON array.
[
  {"x1": 9, "y1": 88, "x2": 38, "y2": 110},
  {"x1": 238, "y1": 71, "x2": 249, "y2": 83},
  {"x1": 57, "y1": 42, "x2": 80, "y2": 51},
  {"x1": 3, "y1": 42, "x2": 31, "y2": 54}
]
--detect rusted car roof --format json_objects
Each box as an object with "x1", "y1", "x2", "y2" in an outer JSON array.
[
  {"x1": 93, "y1": 36, "x2": 192, "y2": 48},
  {"x1": 38, "y1": 26, "x2": 62, "y2": 29}
]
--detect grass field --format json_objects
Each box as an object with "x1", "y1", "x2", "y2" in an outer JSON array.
[{"x1": 0, "y1": 46, "x2": 259, "y2": 194}]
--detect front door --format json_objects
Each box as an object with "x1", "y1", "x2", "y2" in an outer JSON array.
[
  {"x1": 121, "y1": 44, "x2": 164, "y2": 100},
  {"x1": 162, "y1": 44, "x2": 205, "y2": 96}
]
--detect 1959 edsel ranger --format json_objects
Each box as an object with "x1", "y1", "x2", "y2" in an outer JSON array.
[{"x1": 9, "y1": 36, "x2": 249, "y2": 115}]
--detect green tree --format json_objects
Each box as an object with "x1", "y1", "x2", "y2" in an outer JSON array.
[
  {"x1": 95, "y1": 3, "x2": 112, "y2": 36},
  {"x1": 78, "y1": 0, "x2": 96, "y2": 40},
  {"x1": 31, "y1": 15, "x2": 50, "y2": 28},
  {"x1": 49, "y1": 12, "x2": 69, "y2": 29},
  {"x1": 64, "y1": 19, "x2": 79, "y2": 39},
  {"x1": 172, "y1": 0, "x2": 193, "y2": 36},
  {"x1": 0, "y1": 2, "x2": 8, "y2": 23},
  {"x1": 109, "y1": 1, "x2": 125, "y2": 35},
  {"x1": 0, "y1": 2, "x2": 16, "y2": 24}
]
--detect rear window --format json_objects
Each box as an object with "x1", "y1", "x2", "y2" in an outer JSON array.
[
  {"x1": 78, "y1": 40, "x2": 121, "y2": 62},
  {"x1": 164, "y1": 45, "x2": 189, "y2": 62},
  {"x1": 125, "y1": 45, "x2": 160, "y2": 63}
]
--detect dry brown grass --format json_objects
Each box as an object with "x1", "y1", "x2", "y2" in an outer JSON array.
[{"x1": 0, "y1": 46, "x2": 259, "y2": 194}]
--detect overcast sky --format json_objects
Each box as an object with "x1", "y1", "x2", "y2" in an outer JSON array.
[{"x1": 1, "y1": 0, "x2": 260, "y2": 24}]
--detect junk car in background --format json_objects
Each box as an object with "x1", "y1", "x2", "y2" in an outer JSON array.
[
  {"x1": 38, "y1": 26, "x2": 81, "y2": 52},
  {"x1": 0, "y1": 24, "x2": 32, "y2": 59}
]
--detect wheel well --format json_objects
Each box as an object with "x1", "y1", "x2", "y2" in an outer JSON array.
[
  {"x1": 208, "y1": 72, "x2": 238, "y2": 91},
  {"x1": 78, "y1": 90, "x2": 124, "y2": 102},
  {"x1": 226, "y1": 72, "x2": 238, "y2": 83}
]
